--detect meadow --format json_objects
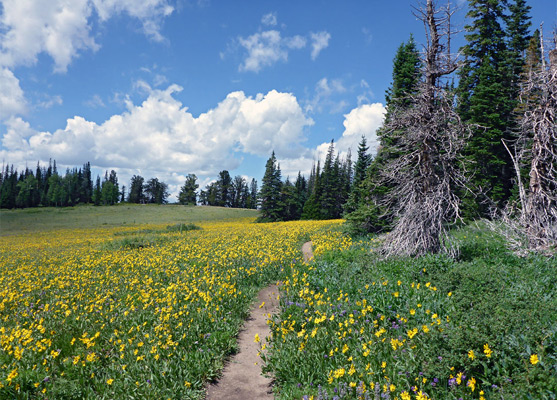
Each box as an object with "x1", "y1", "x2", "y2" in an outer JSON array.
[
  {"x1": 263, "y1": 226, "x2": 557, "y2": 399},
  {"x1": 1, "y1": 206, "x2": 555, "y2": 399},
  {"x1": 0, "y1": 205, "x2": 343, "y2": 398}
]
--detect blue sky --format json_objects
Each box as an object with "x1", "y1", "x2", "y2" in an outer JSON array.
[{"x1": 0, "y1": 0, "x2": 554, "y2": 200}]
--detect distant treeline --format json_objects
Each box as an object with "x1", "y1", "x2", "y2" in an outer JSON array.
[
  {"x1": 0, "y1": 160, "x2": 259, "y2": 210},
  {"x1": 0, "y1": 161, "x2": 174, "y2": 208}
]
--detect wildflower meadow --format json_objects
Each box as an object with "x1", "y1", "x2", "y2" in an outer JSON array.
[
  {"x1": 0, "y1": 208, "x2": 341, "y2": 399},
  {"x1": 1, "y1": 206, "x2": 555, "y2": 399}
]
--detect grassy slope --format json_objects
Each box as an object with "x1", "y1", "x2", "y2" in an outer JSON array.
[
  {"x1": 0, "y1": 204, "x2": 259, "y2": 235},
  {"x1": 265, "y1": 224, "x2": 557, "y2": 399}
]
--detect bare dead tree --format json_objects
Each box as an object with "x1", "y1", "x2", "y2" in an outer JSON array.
[
  {"x1": 506, "y1": 30, "x2": 557, "y2": 253},
  {"x1": 380, "y1": 0, "x2": 470, "y2": 257}
]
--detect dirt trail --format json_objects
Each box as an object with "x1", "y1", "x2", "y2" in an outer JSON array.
[
  {"x1": 301, "y1": 241, "x2": 313, "y2": 263},
  {"x1": 205, "y1": 242, "x2": 314, "y2": 400}
]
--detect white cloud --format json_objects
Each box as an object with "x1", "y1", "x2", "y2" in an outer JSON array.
[
  {"x1": 280, "y1": 103, "x2": 386, "y2": 180},
  {"x1": 0, "y1": 86, "x2": 313, "y2": 187},
  {"x1": 0, "y1": 0, "x2": 174, "y2": 71},
  {"x1": 285, "y1": 35, "x2": 307, "y2": 49},
  {"x1": 0, "y1": 0, "x2": 175, "y2": 122},
  {"x1": 37, "y1": 94, "x2": 63, "y2": 110},
  {"x1": 336, "y1": 103, "x2": 386, "y2": 156},
  {"x1": 238, "y1": 30, "x2": 286, "y2": 72},
  {"x1": 0, "y1": 68, "x2": 27, "y2": 119},
  {"x1": 362, "y1": 27, "x2": 373, "y2": 44},
  {"x1": 0, "y1": 0, "x2": 97, "y2": 72},
  {"x1": 238, "y1": 30, "x2": 310, "y2": 71},
  {"x1": 261, "y1": 12, "x2": 277, "y2": 26},
  {"x1": 310, "y1": 31, "x2": 331, "y2": 60},
  {"x1": 91, "y1": 0, "x2": 174, "y2": 42},
  {"x1": 305, "y1": 77, "x2": 347, "y2": 114},
  {"x1": 85, "y1": 94, "x2": 106, "y2": 108},
  {"x1": 236, "y1": 20, "x2": 331, "y2": 72}
]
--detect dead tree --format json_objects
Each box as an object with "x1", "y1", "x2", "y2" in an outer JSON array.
[
  {"x1": 381, "y1": 0, "x2": 470, "y2": 257},
  {"x1": 512, "y1": 32, "x2": 557, "y2": 252}
]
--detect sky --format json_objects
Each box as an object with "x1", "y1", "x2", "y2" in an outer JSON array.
[{"x1": 0, "y1": 0, "x2": 554, "y2": 201}]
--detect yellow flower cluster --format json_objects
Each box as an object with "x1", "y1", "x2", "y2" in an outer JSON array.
[{"x1": 0, "y1": 218, "x2": 342, "y2": 396}]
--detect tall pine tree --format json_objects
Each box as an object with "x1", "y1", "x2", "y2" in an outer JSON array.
[
  {"x1": 258, "y1": 152, "x2": 283, "y2": 222},
  {"x1": 457, "y1": 0, "x2": 531, "y2": 215}
]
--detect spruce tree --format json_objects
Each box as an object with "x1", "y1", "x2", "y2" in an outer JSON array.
[
  {"x1": 302, "y1": 161, "x2": 322, "y2": 220},
  {"x1": 178, "y1": 174, "x2": 198, "y2": 205},
  {"x1": 344, "y1": 136, "x2": 371, "y2": 213},
  {"x1": 457, "y1": 0, "x2": 532, "y2": 215},
  {"x1": 258, "y1": 152, "x2": 283, "y2": 221},
  {"x1": 346, "y1": 35, "x2": 420, "y2": 233},
  {"x1": 319, "y1": 141, "x2": 338, "y2": 218}
]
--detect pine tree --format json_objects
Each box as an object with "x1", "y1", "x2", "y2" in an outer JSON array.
[
  {"x1": 457, "y1": 0, "x2": 532, "y2": 215},
  {"x1": 92, "y1": 176, "x2": 102, "y2": 206},
  {"x1": 248, "y1": 179, "x2": 258, "y2": 209},
  {"x1": 178, "y1": 174, "x2": 198, "y2": 205},
  {"x1": 319, "y1": 141, "x2": 338, "y2": 218},
  {"x1": 128, "y1": 175, "x2": 144, "y2": 203},
  {"x1": 345, "y1": 136, "x2": 371, "y2": 213},
  {"x1": 258, "y1": 152, "x2": 283, "y2": 221},
  {"x1": 302, "y1": 161, "x2": 322, "y2": 220},
  {"x1": 346, "y1": 35, "x2": 421, "y2": 233}
]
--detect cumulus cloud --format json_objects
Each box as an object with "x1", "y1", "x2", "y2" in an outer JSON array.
[
  {"x1": 0, "y1": 0, "x2": 175, "y2": 122},
  {"x1": 279, "y1": 102, "x2": 386, "y2": 180},
  {"x1": 237, "y1": 31, "x2": 310, "y2": 72},
  {"x1": 310, "y1": 31, "x2": 331, "y2": 60},
  {"x1": 0, "y1": 68, "x2": 27, "y2": 119},
  {"x1": 238, "y1": 30, "x2": 287, "y2": 72},
  {"x1": 261, "y1": 12, "x2": 277, "y2": 26},
  {"x1": 0, "y1": 0, "x2": 174, "y2": 71},
  {"x1": 235, "y1": 15, "x2": 329, "y2": 72},
  {"x1": 336, "y1": 103, "x2": 386, "y2": 156},
  {"x1": 0, "y1": 86, "x2": 313, "y2": 182}
]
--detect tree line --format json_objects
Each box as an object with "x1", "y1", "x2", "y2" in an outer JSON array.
[
  {"x1": 198, "y1": 171, "x2": 258, "y2": 209},
  {"x1": 0, "y1": 162, "x2": 173, "y2": 208},
  {"x1": 0, "y1": 161, "x2": 258, "y2": 210}
]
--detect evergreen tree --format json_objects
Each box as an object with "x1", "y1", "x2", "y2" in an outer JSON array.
[
  {"x1": 144, "y1": 178, "x2": 169, "y2": 204},
  {"x1": 319, "y1": 141, "x2": 339, "y2": 218},
  {"x1": 457, "y1": 0, "x2": 531, "y2": 215},
  {"x1": 506, "y1": 0, "x2": 532, "y2": 94},
  {"x1": 293, "y1": 172, "x2": 308, "y2": 219},
  {"x1": 345, "y1": 136, "x2": 371, "y2": 213},
  {"x1": 258, "y1": 152, "x2": 283, "y2": 221},
  {"x1": 247, "y1": 178, "x2": 258, "y2": 209},
  {"x1": 346, "y1": 35, "x2": 420, "y2": 233},
  {"x1": 128, "y1": 175, "x2": 145, "y2": 203},
  {"x1": 216, "y1": 170, "x2": 232, "y2": 207},
  {"x1": 301, "y1": 161, "x2": 322, "y2": 220},
  {"x1": 92, "y1": 176, "x2": 102, "y2": 206},
  {"x1": 231, "y1": 175, "x2": 247, "y2": 208},
  {"x1": 81, "y1": 162, "x2": 93, "y2": 203},
  {"x1": 178, "y1": 174, "x2": 199, "y2": 205}
]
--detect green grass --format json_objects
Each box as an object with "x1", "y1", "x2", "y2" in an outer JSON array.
[
  {"x1": 0, "y1": 204, "x2": 259, "y2": 235},
  {"x1": 264, "y1": 225, "x2": 557, "y2": 399}
]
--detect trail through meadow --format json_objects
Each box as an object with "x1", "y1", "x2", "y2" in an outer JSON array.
[{"x1": 205, "y1": 242, "x2": 314, "y2": 399}]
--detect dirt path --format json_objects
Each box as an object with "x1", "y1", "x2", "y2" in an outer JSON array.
[
  {"x1": 301, "y1": 241, "x2": 313, "y2": 263},
  {"x1": 205, "y1": 242, "x2": 313, "y2": 400}
]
